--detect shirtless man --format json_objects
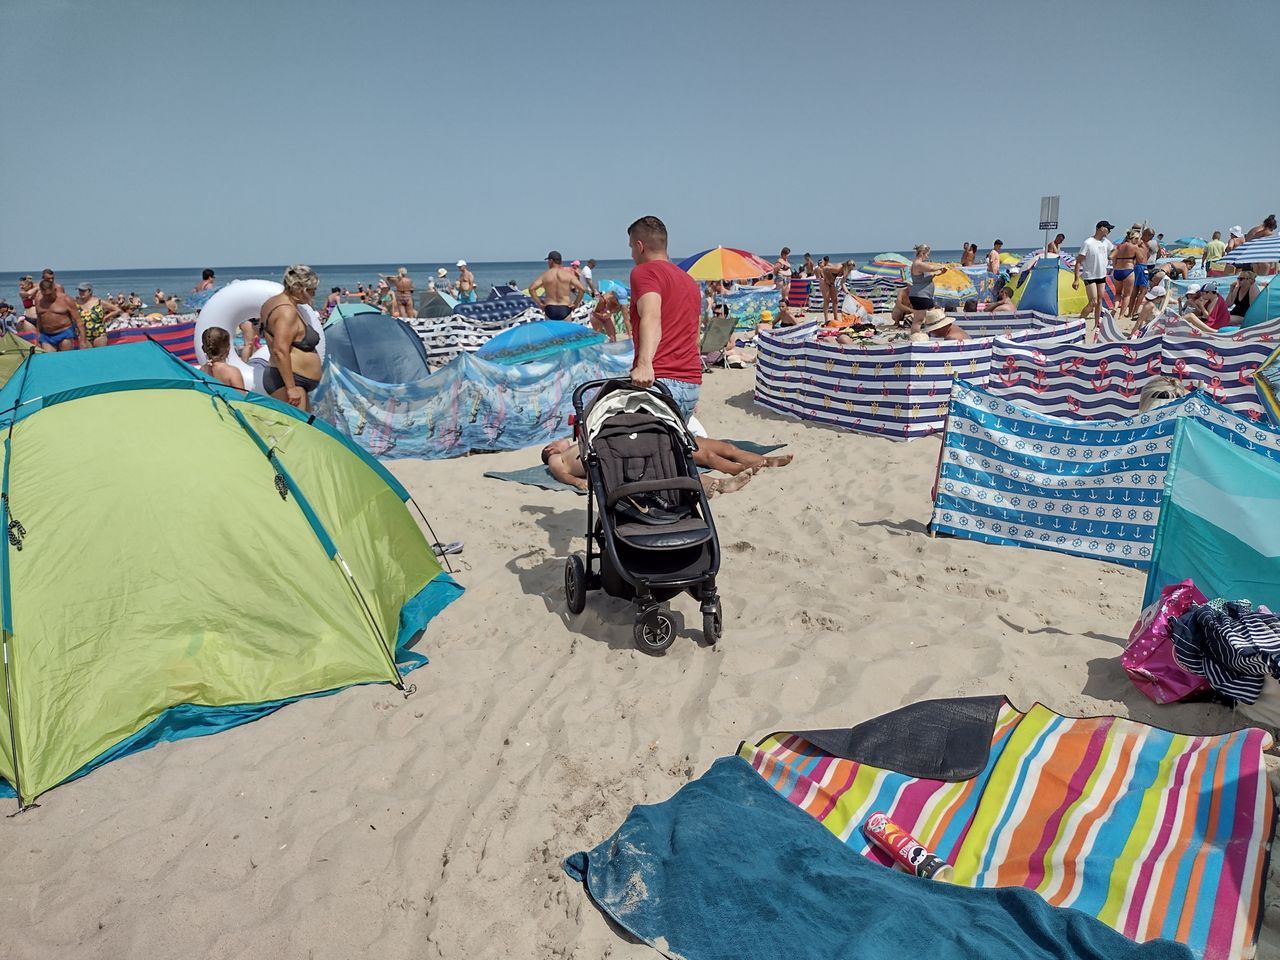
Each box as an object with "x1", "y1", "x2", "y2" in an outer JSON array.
[
  {"x1": 194, "y1": 268, "x2": 216, "y2": 292},
  {"x1": 456, "y1": 260, "x2": 477, "y2": 303},
  {"x1": 816, "y1": 259, "x2": 855, "y2": 324},
  {"x1": 540, "y1": 437, "x2": 790, "y2": 495},
  {"x1": 529, "y1": 250, "x2": 585, "y2": 321},
  {"x1": 34, "y1": 271, "x2": 87, "y2": 351}
]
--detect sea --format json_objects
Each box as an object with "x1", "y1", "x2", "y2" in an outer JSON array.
[{"x1": 0, "y1": 249, "x2": 1033, "y2": 305}]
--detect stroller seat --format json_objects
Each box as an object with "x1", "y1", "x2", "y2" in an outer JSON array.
[{"x1": 615, "y1": 516, "x2": 712, "y2": 550}]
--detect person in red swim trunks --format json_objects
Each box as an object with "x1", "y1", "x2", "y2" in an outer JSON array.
[{"x1": 626, "y1": 215, "x2": 703, "y2": 422}]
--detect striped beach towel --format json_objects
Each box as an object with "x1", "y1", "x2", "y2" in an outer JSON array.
[
  {"x1": 742, "y1": 699, "x2": 1274, "y2": 960},
  {"x1": 18, "y1": 320, "x2": 198, "y2": 364}
]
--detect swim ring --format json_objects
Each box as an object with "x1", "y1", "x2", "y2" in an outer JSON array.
[{"x1": 193, "y1": 279, "x2": 325, "y2": 394}]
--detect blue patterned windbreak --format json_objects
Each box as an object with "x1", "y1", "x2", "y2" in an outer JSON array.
[
  {"x1": 931, "y1": 381, "x2": 1280, "y2": 568},
  {"x1": 313, "y1": 341, "x2": 634, "y2": 459}
]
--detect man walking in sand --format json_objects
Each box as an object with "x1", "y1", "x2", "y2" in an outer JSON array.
[
  {"x1": 34, "y1": 270, "x2": 87, "y2": 351},
  {"x1": 582, "y1": 258, "x2": 598, "y2": 297},
  {"x1": 529, "y1": 251, "x2": 586, "y2": 321},
  {"x1": 1073, "y1": 220, "x2": 1116, "y2": 324},
  {"x1": 626, "y1": 216, "x2": 703, "y2": 422}
]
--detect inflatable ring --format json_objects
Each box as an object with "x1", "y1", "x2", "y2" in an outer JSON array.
[{"x1": 194, "y1": 279, "x2": 325, "y2": 394}]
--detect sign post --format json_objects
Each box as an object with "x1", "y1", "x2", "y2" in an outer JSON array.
[{"x1": 1039, "y1": 195, "x2": 1060, "y2": 256}]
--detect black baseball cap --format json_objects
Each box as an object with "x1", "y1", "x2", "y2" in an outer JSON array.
[
  {"x1": 545, "y1": 250, "x2": 562, "y2": 263},
  {"x1": 1096, "y1": 220, "x2": 1116, "y2": 230}
]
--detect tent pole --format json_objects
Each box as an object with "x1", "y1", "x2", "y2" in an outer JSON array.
[
  {"x1": 0, "y1": 349, "x2": 36, "y2": 809},
  {"x1": 220, "y1": 398, "x2": 405, "y2": 688},
  {"x1": 408, "y1": 496, "x2": 453, "y2": 575},
  {"x1": 0, "y1": 630, "x2": 24, "y2": 809}
]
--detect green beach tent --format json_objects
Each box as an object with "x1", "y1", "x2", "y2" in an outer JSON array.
[
  {"x1": 0, "y1": 332, "x2": 32, "y2": 389},
  {"x1": 0, "y1": 341, "x2": 461, "y2": 806}
]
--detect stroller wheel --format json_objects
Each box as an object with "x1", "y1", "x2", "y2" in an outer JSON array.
[
  {"x1": 634, "y1": 608, "x2": 676, "y2": 655},
  {"x1": 702, "y1": 604, "x2": 723, "y2": 644},
  {"x1": 564, "y1": 555, "x2": 587, "y2": 615}
]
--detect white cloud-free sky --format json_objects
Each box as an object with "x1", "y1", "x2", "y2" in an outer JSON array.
[{"x1": 3, "y1": 0, "x2": 1275, "y2": 269}]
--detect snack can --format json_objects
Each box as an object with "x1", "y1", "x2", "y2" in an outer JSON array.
[{"x1": 863, "y1": 812, "x2": 954, "y2": 882}]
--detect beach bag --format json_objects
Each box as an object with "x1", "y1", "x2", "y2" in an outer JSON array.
[{"x1": 1122, "y1": 579, "x2": 1212, "y2": 704}]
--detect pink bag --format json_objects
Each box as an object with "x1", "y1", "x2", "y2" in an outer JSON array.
[{"x1": 1122, "y1": 579, "x2": 1212, "y2": 704}]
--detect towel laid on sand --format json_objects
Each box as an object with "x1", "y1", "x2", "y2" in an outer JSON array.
[
  {"x1": 566, "y1": 756, "x2": 1194, "y2": 960},
  {"x1": 483, "y1": 441, "x2": 785, "y2": 494}
]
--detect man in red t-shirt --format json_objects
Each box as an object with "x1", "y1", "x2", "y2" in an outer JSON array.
[{"x1": 627, "y1": 215, "x2": 703, "y2": 421}]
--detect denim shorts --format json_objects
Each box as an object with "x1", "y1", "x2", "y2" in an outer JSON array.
[{"x1": 658, "y1": 378, "x2": 700, "y2": 422}]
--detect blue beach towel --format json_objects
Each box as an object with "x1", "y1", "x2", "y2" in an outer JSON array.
[
  {"x1": 565, "y1": 756, "x2": 1192, "y2": 960},
  {"x1": 484, "y1": 441, "x2": 785, "y2": 494}
]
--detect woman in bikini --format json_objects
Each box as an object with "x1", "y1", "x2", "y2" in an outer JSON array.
[
  {"x1": 200, "y1": 327, "x2": 245, "y2": 390},
  {"x1": 392, "y1": 267, "x2": 415, "y2": 318},
  {"x1": 772, "y1": 247, "x2": 793, "y2": 304},
  {"x1": 1110, "y1": 229, "x2": 1142, "y2": 318},
  {"x1": 590, "y1": 291, "x2": 621, "y2": 341},
  {"x1": 259, "y1": 264, "x2": 323, "y2": 411}
]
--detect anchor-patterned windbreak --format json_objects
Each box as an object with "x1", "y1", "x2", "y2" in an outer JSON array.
[{"x1": 931, "y1": 381, "x2": 1280, "y2": 568}]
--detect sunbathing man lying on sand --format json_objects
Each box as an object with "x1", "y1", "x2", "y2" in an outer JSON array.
[{"x1": 541, "y1": 438, "x2": 792, "y2": 496}]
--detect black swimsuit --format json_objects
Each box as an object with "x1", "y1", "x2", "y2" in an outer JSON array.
[
  {"x1": 262, "y1": 303, "x2": 321, "y2": 394},
  {"x1": 1228, "y1": 287, "x2": 1255, "y2": 318}
]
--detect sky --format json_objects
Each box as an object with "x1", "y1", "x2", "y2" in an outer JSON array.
[{"x1": 3, "y1": 0, "x2": 1276, "y2": 270}]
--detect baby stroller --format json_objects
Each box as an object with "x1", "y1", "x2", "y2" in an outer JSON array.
[{"x1": 563, "y1": 379, "x2": 723, "y2": 653}]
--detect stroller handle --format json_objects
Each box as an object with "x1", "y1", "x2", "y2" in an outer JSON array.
[{"x1": 571, "y1": 378, "x2": 674, "y2": 419}]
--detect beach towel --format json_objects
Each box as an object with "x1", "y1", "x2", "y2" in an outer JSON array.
[
  {"x1": 741, "y1": 697, "x2": 1274, "y2": 960},
  {"x1": 484, "y1": 441, "x2": 786, "y2": 493},
  {"x1": 567, "y1": 753, "x2": 1194, "y2": 960}
]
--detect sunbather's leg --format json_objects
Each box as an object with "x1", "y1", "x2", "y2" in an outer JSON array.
[
  {"x1": 702, "y1": 470, "x2": 754, "y2": 498},
  {"x1": 694, "y1": 438, "x2": 793, "y2": 474}
]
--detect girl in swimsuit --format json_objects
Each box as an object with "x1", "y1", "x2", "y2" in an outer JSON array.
[
  {"x1": 200, "y1": 327, "x2": 246, "y2": 390},
  {"x1": 259, "y1": 264, "x2": 323, "y2": 411},
  {"x1": 1111, "y1": 229, "x2": 1142, "y2": 317}
]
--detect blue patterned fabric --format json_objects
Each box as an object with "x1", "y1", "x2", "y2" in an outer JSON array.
[
  {"x1": 313, "y1": 341, "x2": 633, "y2": 459},
  {"x1": 931, "y1": 382, "x2": 1280, "y2": 568}
]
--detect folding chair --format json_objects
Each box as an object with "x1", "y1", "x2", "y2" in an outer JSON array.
[{"x1": 700, "y1": 310, "x2": 740, "y2": 371}]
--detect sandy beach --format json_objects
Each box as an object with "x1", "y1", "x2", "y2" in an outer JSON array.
[{"x1": 0, "y1": 363, "x2": 1271, "y2": 959}]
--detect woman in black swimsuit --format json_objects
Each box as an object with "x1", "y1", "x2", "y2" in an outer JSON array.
[
  {"x1": 1227, "y1": 270, "x2": 1260, "y2": 322},
  {"x1": 259, "y1": 264, "x2": 323, "y2": 411}
]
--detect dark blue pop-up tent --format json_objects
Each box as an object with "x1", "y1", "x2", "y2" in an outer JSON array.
[{"x1": 325, "y1": 311, "x2": 431, "y2": 383}]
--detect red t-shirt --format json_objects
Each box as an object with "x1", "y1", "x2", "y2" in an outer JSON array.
[
  {"x1": 1203, "y1": 293, "x2": 1231, "y2": 330},
  {"x1": 629, "y1": 259, "x2": 702, "y2": 384}
]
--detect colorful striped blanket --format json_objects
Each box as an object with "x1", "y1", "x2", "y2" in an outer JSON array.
[{"x1": 741, "y1": 699, "x2": 1274, "y2": 960}]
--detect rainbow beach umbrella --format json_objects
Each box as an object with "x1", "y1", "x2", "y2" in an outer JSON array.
[
  {"x1": 861, "y1": 252, "x2": 910, "y2": 280},
  {"x1": 677, "y1": 246, "x2": 774, "y2": 281}
]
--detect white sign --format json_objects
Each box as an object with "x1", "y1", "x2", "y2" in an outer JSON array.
[{"x1": 1039, "y1": 195, "x2": 1060, "y2": 231}]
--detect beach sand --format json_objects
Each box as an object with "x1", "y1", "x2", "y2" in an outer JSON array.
[{"x1": 1, "y1": 365, "x2": 1276, "y2": 959}]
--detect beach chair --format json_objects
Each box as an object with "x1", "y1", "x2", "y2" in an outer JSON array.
[{"x1": 700, "y1": 310, "x2": 739, "y2": 371}]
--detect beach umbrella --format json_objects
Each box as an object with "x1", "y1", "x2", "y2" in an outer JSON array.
[
  {"x1": 1221, "y1": 235, "x2": 1280, "y2": 265},
  {"x1": 677, "y1": 246, "x2": 774, "y2": 281},
  {"x1": 1171, "y1": 236, "x2": 1208, "y2": 250},
  {"x1": 1171, "y1": 246, "x2": 1204, "y2": 257},
  {"x1": 931, "y1": 265, "x2": 978, "y2": 303},
  {"x1": 597, "y1": 278, "x2": 630, "y2": 302},
  {"x1": 861, "y1": 253, "x2": 910, "y2": 280},
  {"x1": 1010, "y1": 258, "x2": 1091, "y2": 315},
  {"x1": 998, "y1": 251, "x2": 1021, "y2": 266},
  {"x1": 476, "y1": 320, "x2": 605, "y2": 365}
]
